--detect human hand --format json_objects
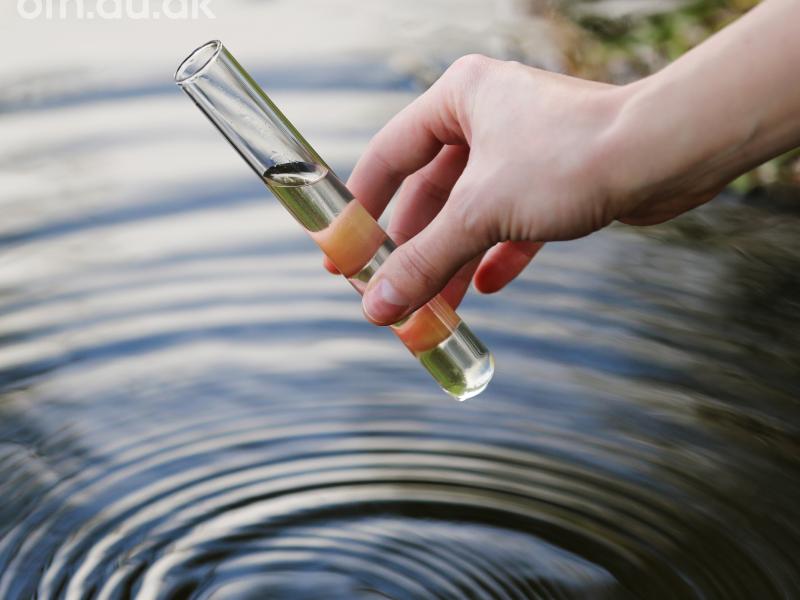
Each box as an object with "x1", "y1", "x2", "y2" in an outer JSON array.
[
  {"x1": 332, "y1": 55, "x2": 667, "y2": 325},
  {"x1": 329, "y1": 56, "x2": 631, "y2": 325},
  {"x1": 329, "y1": 0, "x2": 800, "y2": 326}
]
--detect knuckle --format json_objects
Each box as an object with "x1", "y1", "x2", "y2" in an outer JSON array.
[
  {"x1": 448, "y1": 185, "x2": 494, "y2": 244},
  {"x1": 366, "y1": 138, "x2": 405, "y2": 188},
  {"x1": 439, "y1": 56, "x2": 495, "y2": 137},
  {"x1": 410, "y1": 169, "x2": 451, "y2": 204},
  {"x1": 394, "y1": 243, "x2": 442, "y2": 291},
  {"x1": 449, "y1": 53, "x2": 491, "y2": 79},
  {"x1": 387, "y1": 227, "x2": 415, "y2": 246}
]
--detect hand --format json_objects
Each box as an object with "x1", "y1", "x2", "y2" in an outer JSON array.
[
  {"x1": 338, "y1": 56, "x2": 635, "y2": 325},
  {"x1": 339, "y1": 56, "x2": 650, "y2": 325},
  {"x1": 331, "y1": 0, "x2": 800, "y2": 326}
]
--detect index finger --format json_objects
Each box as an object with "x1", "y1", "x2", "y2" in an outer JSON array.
[{"x1": 346, "y1": 72, "x2": 468, "y2": 222}]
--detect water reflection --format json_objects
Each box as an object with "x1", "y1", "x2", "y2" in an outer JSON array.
[{"x1": 1, "y1": 3, "x2": 799, "y2": 599}]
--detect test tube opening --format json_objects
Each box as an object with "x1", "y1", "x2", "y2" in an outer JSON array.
[
  {"x1": 175, "y1": 40, "x2": 323, "y2": 177},
  {"x1": 175, "y1": 40, "x2": 223, "y2": 85}
]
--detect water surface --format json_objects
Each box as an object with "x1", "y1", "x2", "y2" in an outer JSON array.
[{"x1": 1, "y1": 5, "x2": 799, "y2": 599}]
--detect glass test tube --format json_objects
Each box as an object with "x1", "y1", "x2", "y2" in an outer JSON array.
[{"x1": 175, "y1": 41, "x2": 494, "y2": 400}]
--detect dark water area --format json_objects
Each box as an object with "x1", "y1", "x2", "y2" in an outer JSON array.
[{"x1": 1, "y1": 60, "x2": 800, "y2": 599}]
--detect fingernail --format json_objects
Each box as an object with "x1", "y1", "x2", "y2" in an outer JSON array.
[{"x1": 363, "y1": 278, "x2": 408, "y2": 324}]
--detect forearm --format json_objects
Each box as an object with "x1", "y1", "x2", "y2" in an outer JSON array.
[{"x1": 610, "y1": 0, "x2": 800, "y2": 206}]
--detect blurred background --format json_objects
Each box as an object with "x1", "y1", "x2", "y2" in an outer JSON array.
[{"x1": 1, "y1": 1, "x2": 798, "y2": 598}]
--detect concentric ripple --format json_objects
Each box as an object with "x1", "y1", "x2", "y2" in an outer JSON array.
[
  {"x1": 1, "y1": 383, "x2": 799, "y2": 599},
  {"x1": 1, "y1": 23, "x2": 800, "y2": 600}
]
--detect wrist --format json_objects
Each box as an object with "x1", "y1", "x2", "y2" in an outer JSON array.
[
  {"x1": 600, "y1": 70, "x2": 747, "y2": 221},
  {"x1": 584, "y1": 81, "x2": 657, "y2": 220}
]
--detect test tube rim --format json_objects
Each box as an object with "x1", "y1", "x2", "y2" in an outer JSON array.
[{"x1": 175, "y1": 40, "x2": 224, "y2": 85}]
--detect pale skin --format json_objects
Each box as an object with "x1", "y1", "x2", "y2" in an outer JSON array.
[{"x1": 323, "y1": 0, "x2": 800, "y2": 326}]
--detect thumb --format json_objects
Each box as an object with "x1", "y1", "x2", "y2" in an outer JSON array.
[{"x1": 361, "y1": 177, "x2": 491, "y2": 325}]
